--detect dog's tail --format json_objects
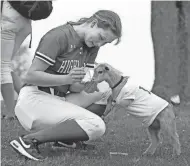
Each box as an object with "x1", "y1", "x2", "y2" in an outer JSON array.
[
  {"x1": 171, "y1": 102, "x2": 181, "y2": 117},
  {"x1": 152, "y1": 85, "x2": 180, "y2": 117}
]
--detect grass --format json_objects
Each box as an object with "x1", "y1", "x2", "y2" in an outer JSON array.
[{"x1": 1, "y1": 103, "x2": 190, "y2": 166}]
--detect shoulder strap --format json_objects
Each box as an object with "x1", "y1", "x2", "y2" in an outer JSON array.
[
  {"x1": 102, "y1": 77, "x2": 129, "y2": 118},
  {"x1": 111, "y1": 76, "x2": 129, "y2": 102}
]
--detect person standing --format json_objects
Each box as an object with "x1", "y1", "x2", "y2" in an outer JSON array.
[{"x1": 1, "y1": 1, "x2": 53, "y2": 120}]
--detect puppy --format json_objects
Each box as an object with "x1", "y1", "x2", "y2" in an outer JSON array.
[{"x1": 92, "y1": 63, "x2": 181, "y2": 156}]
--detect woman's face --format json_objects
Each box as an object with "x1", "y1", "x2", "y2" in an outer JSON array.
[{"x1": 84, "y1": 21, "x2": 117, "y2": 47}]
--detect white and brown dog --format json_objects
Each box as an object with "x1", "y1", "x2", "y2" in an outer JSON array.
[{"x1": 92, "y1": 63, "x2": 181, "y2": 156}]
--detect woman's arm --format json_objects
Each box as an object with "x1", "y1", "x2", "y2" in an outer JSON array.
[
  {"x1": 69, "y1": 82, "x2": 85, "y2": 93},
  {"x1": 23, "y1": 58, "x2": 85, "y2": 87},
  {"x1": 23, "y1": 29, "x2": 86, "y2": 87}
]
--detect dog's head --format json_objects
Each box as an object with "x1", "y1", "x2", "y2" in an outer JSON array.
[
  {"x1": 92, "y1": 63, "x2": 111, "y2": 83},
  {"x1": 92, "y1": 63, "x2": 123, "y2": 83}
]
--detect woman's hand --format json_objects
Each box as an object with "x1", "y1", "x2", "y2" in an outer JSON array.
[{"x1": 67, "y1": 67, "x2": 86, "y2": 84}]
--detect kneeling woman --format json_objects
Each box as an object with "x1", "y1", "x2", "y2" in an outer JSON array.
[{"x1": 10, "y1": 10, "x2": 122, "y2": 161}]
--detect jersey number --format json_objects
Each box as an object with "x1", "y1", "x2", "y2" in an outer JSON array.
[{"x1": 139, "y1": 86, "x2": 151, "y2": 94}]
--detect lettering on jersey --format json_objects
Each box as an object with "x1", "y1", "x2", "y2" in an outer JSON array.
[{"x1": 57, "y1": 60, "x2": 86, "y2": 74}]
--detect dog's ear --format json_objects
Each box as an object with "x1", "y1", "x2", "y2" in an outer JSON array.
[{"x1": 105, "y1": 66, "x2": 110, "y2": 71}]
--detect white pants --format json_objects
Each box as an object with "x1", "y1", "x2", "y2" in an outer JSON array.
[
  {"x1": 15, "y1": 86, "x2": 106, "y2": 141},
  {"x1": 1, "y1": 1, "x2": 32, "y2": 84}
]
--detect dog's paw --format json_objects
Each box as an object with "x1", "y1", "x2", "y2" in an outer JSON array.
[
  {"x1": 172, "y1": 152, "x2": 181, "y2": 158},
  {"x1": 159, "y1": 135, "x2": 163, "y2": 144},
  {"x1": 172, "y1": 149, "x2": 181, "y2": 157},
  {"x1": 176, "y1": 150, "x2": 181, "y2": 156}
]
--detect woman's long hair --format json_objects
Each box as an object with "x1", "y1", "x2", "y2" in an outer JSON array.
[{"x1": 68, "y1": 10, "x2": 122, "y2": 45}]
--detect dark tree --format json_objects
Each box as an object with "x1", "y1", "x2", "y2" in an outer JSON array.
[{"x1": 151, "y1": 1, "x2": 190, "y2": 104}]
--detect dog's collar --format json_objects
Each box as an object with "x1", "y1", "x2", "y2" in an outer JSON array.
[{"x1": 111, "y1": 76, "x2": 124, "y2": 90}]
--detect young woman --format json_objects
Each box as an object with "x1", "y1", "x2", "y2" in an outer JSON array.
[{"x1": 10, "y1": 10, "x2": 122, "y2": 161}]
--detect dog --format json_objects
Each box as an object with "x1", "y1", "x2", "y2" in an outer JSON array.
[{"x1": 92, "y1": 63, "x2": 181, "y2": 156}]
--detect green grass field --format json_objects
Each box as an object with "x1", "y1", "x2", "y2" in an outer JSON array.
[{"x1": 1, "y1": 103, "x2": 190, "y2": 166}]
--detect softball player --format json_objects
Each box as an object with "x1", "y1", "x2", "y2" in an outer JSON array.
[{"x1": 10, "y1": 10, "x2": 122, "y2": 160}]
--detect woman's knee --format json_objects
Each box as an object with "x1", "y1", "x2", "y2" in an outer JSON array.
[
  {"x1": 88, "y1": 117, "x2": 106, "y2": 140},
  {"x1": 94, "y1": 117, "x2": 106, "y2": 138},
  {"x1": 77, "y1": 116, "x2": 106, "y2": 141}
]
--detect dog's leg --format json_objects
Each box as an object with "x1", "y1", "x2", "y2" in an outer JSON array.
[
  {"x1": 159, "y1": 106, "x2": 181, "y2": 156},
  {"x1": 102, "y1": 96, "x2": 113, "y2": 118},
  {"x1": 170, "y1": 119, "x2": 181, "y2": 156},
  {"x1": 167, "y1": 117, "x2": 181, "y2": 156},
  {"x1": 143, "y1": 126, "x2": 160, "y2": 156}
]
